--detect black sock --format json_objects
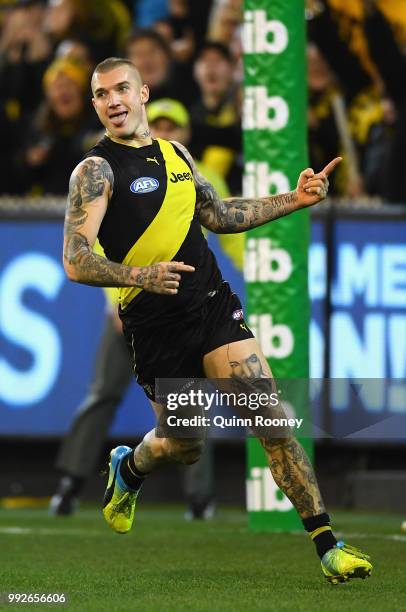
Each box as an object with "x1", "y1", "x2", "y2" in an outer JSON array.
[
  {"x1": 119, "y1": 450, "x2": 148, "y2": 492},
  {"x1": 302, "y1": 513, "x2": 338, "y2": 559}
]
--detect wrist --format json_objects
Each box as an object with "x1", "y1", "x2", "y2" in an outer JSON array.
[
  {"x1": 132, "y1": 266, "x2": 146, "y2": 288},
  {"x1": 291, "y1": 189, "x2": 303, "y2": 210}
]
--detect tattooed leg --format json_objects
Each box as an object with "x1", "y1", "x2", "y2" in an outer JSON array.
[
  {"x1": 132, "y1": 429, "x2": 203, "y2": 472},
  {"x1": 131, "y1": 401, "x2": 203, "y2": 472},
  {"x1": 261, "y1": 437, "x2": 325, "y2": 518},
  {"x1": 203, "y1": 338, "x2": 325, "y2": 519}
]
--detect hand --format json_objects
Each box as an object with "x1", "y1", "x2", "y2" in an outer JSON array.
[
  {"x1": 26, "y1": 144, "x2": 50, "y2": 167},
  {"x1": 296, "y1": 157, "x2": 342, "y2": 208},
  {"x1": 133, "y1": 261, "x2": 195, "y2": 295}
]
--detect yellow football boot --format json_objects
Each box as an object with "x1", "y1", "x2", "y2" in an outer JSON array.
[
  {"x1": 102, "y1": 446, "x2": 138, "y2": 534},
  {"x1": 321, "y1": 541, "x2": 372, "y2": 584}
]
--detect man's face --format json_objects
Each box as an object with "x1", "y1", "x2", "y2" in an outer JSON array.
[
  {"x1": 127, "y1": 38, "x2": 169, "y2": 88},
  {"x1": 92, "y1": 66, "x2": 149, "y2": 139},
  {"x1": 307, "y1": 44, "x2": 332, "y2": 92},
  {"x1": 194, "y1": 49, "x2": 233, "y2": 97},
  {"x1": 46, "y1": 73, "x2": 83, "y2": 120}
]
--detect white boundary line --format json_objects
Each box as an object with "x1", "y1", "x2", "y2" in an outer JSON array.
[
  {"x1": 0, "y1": 526, "x2": 405, "y2": 541},
  {"x1": 336, "y1": 531, "x2": 406, "y2": 543},
  {"x1": 289, "y1": 530, "x2": 406, "y2": 543},
  {"x1": 0, "y1": 527, "x2": 102, "y2": 536}
]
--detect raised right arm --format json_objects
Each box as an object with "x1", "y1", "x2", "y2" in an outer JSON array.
[{"x1": 63, "y1": 156, "x2": 194, "y2": 293}]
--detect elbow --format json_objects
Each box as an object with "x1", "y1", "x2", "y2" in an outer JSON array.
[
  {"x1": 202, "y1": 221, "x2": 223, "y2": 234},
  {"x1": 213, "y1": 226, "x2": 234, "y2": 235},
  {"x1": 63, "y1": 258, "x2": 81, "y2": 283},
  {"x1": 209, "y1": 224, "x2": 235, "y2": 235}
]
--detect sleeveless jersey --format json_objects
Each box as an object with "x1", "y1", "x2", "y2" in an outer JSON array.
[{"x1": 84, "y1": 135, "x2": 222, "y2": 326}]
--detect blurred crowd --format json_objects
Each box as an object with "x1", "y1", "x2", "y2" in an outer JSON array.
[
  {"x1": 307, "y1": 0, "x2": 406, "y2": 203},
  {"x1": 0, "y1": 0, "x2": 405, "y2": 203}
]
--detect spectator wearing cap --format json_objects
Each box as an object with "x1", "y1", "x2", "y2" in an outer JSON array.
[
  {"x1": 16, "y1": 57, "x2": 100, "y2": 194},
  {"x1": 190, "y1": 41, "x2": 242, "y2": 194}
]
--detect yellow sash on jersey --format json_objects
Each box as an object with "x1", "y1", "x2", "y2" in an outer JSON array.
[{"x1": 119, "y1": 138, "x2": 196, "y2": 309}]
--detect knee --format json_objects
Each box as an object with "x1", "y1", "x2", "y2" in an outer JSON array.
[
  {"x1": 259, "y1": 434, "x2": 295, "y2": 455},
  {"x1": 167, "y1": 438, "x2": 204, "y2": 465}
]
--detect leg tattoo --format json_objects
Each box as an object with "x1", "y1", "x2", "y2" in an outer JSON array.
[
  {"x1": 133, "y1": 430, "x2": 203, "y2": 472},
  {"x1": 262, "y1": 437, "x2": 325, "y2": 519},
  {"x1": 223, "y1": 347, "x2": 324, "y2": 519},
  {"x1": 133, "y1": 430, "x2": 169, "y2": 473}
]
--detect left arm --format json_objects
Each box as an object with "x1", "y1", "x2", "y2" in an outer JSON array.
[{"x1": 172, "y1": 141, "x2": 341, "y2": 234}]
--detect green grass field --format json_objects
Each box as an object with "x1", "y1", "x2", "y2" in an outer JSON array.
[{"x1": 0, "y1": 506, "x2": 405, "y2": 611}]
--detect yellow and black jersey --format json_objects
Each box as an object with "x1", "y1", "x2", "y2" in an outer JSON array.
[{"x1": 84, "y1": 135, "x2": 222, "y2": 326}]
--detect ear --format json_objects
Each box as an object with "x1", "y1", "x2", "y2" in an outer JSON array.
[
  {"x1": 140, "y1": 84, "x2": 150, "y2": 105},
  {"x1": 91, "y1": 97, "x2": 96, "y2": 109}
]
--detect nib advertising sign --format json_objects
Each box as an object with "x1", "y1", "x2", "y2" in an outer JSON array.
[{"x1": 243, "y1": 0, "x2": 312, "y2": 530}]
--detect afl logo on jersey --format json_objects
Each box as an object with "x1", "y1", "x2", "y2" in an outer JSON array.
[{"x1": 130, "y1": 177, "x2": 159, "y2": 194}]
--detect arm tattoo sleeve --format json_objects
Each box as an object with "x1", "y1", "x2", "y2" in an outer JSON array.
[
  {"x1": 64, "y1": 158, "x2": 138, "y2": 287},
  {"x1": 172, "y1": 141, "x2": 300, "y2": 234}
]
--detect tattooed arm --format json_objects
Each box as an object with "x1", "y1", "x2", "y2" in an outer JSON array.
[
  {"x1": 172, "y1": 141, "x2": 341, "y2": 234},
  {"x1": 63, "y1": 156, "x2": 194, "y2": 293}
]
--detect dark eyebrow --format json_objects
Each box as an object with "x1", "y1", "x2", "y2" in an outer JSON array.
[{"x1": 94, "y1": 81, "x2": 131, "y2": 96}]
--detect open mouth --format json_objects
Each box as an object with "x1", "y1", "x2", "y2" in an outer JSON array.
[{"x1": 109, "y1": 111, "x2": 128, "y2": 127}]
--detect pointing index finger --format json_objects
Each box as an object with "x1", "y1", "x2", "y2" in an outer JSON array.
[
  {"x1": 322, "y1": 157, "x2": 342, "y2": 176},
  {"x1": 169, "y1": 262, "x2": 195, "y2": 273}
]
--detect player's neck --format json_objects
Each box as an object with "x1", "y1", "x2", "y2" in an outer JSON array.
[{"x1": 106, "y1": 129, "x2": 153, "y2": 149}]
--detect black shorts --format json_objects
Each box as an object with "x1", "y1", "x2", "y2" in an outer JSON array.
[{"x1": 121, "y1": 281, "x2": 254, "y2": 400}]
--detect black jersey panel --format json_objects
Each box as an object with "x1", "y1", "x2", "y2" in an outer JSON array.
[
  {"x1": 83, "y1": 135, "x2": 223, "y2": 324},
  {"x1": 85, "y1": 137, "x2": 168, "y2": 263}
]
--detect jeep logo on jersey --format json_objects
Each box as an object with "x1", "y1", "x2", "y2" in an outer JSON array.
[
  {"x1": 130, "y1": 177, "x2": 159, "y2": 194},
  {"x1": 170, "y1": 171, "x2": 193, "y2": 183}
]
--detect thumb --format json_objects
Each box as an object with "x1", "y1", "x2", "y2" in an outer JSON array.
[
  {"x1": 303, "y1": 168, "x2": 315, "y2": 179},
  {"x1": 298, "y1": 168, "x2": 314, "y2": 188}
]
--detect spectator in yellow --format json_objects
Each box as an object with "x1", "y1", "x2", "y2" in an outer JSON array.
[{"x1": 18, "y1": 57, "x2": 99, "y2": 195}]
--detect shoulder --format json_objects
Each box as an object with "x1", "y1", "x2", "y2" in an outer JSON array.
[
  {"x1": 170, "y1": 141, "x2": 215, "y2": 194},
  {"x1": 70, "y1": 156, "x2": 114, "y2": 184},
  {"x1": 170, "y1": 141, "x2": 197, "y2": 171},
  {"x1": 69, "y1": 156, "x2": 114, "y2": 199}
]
